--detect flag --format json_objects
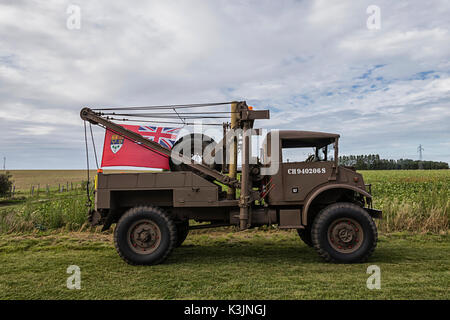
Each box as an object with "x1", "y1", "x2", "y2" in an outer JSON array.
[{"x1": 101, "y1": 124, "x2": 180, "y2": 169}]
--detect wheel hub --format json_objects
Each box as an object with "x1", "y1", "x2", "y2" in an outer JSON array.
[
  {"x1": 327, "y1": 218, "x2": 363, "y2": 253},
  {"x1": 127, "y1": 220, "x2": 161, "y2": 254},
  {"x1": 336, "y1": 225, "x2": 354, "y2": 242}
]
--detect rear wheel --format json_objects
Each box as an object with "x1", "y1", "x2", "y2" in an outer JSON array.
[
  {"x1": 311, "y1": 202, "x2": 377, "y2": 263},
  {"x1": 114, "y1": 206, "x2": 177, "y2": 265},
  {"x1": 175, "y1": 220, "x2": 189, "y2": 247}
]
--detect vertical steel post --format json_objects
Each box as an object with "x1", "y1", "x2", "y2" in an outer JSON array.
[
  {"x1": 227, "y1": 101, "x2": 238, "y2": 200},
  {"x1": 222, "y1": 122, "x2": 229, "y2": 173},
  {"x1": 239, "y1": 120, "x2": 251, "y2": 230}
]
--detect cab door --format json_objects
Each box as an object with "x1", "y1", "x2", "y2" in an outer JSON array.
[{"x1": 282, "y1": 161, "x2": 334, "y2": 202}]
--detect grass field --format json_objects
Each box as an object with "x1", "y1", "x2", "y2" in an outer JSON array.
[
  {"x1": 0, "y1": 169, "x2": 449, "y2": 300},
  {"x1": 5, "y1": 170, "x2": 96, "y2": 191},
  {"x1": 0, "y1": 230, "x2": 448, "y2": 299},
  {"x1": 6, "y1": 169, "x2": 150, "y2": 192}
]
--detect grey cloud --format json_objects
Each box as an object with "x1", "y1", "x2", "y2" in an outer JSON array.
[{"x1": 0, "y1": 0, "x2": 449, "y2": 169}]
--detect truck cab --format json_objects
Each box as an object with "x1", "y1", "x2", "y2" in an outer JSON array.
[{"x1": 262, "y1": 130, "x2": 374, "y2": 223}]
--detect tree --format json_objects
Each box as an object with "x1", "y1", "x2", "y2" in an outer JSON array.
[
  {"x1": 0, "y1": 172, "x2": 13, "y2": 197},
  {"x1": 339, "y1": 154, "x2": 449, "y2": 170}
]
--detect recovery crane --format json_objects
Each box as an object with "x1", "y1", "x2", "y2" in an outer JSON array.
[{"x1": 80, "y1": 101, "x2": 381, "y2": 265}]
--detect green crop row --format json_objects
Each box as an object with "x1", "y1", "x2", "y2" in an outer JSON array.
[
  {"x1": 362, "y1": 170, "x2": 449, "y2": 233},
  {"x1": 0, "y1": 170, "x2": 448, "y2": 234}
]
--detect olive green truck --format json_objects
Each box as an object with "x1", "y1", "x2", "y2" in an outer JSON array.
[{"x1": 80, "y1": 101, "x2": 381, "y2": 265}]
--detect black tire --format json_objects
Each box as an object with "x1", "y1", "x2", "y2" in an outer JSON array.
[
  {"x1": 114, "y1": 206, "x2": 177, "y2": 265},
  {"x1": 175, "y1": 220, "x2": 189, "y2": 247},
  {"x1": 311, "y1": 202, "x2": 377, "y2": 263},
  {"x1": 297, "y1": 227, "x2": 313, "y2": 247}
]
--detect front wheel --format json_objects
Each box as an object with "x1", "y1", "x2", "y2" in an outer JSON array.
[
  {"x1": 311, "y1": 202, "x2": 377, "y2": 263},
  {"x1": 297, "y1": 227, "x2": 313, "y2": 247},
  {"x1": 114, "y1": 206, "x2": 177, "y2": 265}
]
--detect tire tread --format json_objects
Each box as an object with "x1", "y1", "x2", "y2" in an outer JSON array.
[
  {"x1": 311, "y1": 202, "x2": 378, "y2": 263},
  {"x1": 113, "y1": 206, "x2": 177, "y2": 265}
]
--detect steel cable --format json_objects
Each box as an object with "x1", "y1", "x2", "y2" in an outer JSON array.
[
  {"x1": 83, "y1": 121, "x2": 92, "y2": 207},
  {"x1": 92, "y1": 101, "x2": 235, "y2": 111},
  {"x1": 89, "y1": 122, "x2": 99, "y2": 169},
  {"x1": 108, "y1": 117, "x2": 223, "y2": 126}
]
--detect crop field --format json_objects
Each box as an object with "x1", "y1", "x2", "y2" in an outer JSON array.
[
  {"x1": 362, "y1": 170, "x2": 449, "y2": 233},
  {"x1": 0, "y1": 169, "x2": 449, "y2": 299},
  {"x1": 6, "y1": 169, "x2": 149, "y2": 192}
]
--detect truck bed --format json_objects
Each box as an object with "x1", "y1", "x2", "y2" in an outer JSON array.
[{"x1": 95, "y1": 171, "x2": 239, "y2": 210}]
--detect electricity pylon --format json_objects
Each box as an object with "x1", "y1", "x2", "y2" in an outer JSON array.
[{"x1": 417, "y1": 144, "x2": 424, "y2": 169}]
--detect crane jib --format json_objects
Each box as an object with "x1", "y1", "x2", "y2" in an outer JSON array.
[{"x1": 80, "y1": 107, "x2": 239, "y2": 188}]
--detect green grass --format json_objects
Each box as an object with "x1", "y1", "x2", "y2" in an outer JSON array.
[
  {"x1": 0, "y1": 191, "x2": 89, "y2": 233},
  {"x1": 0, "y1": 229, "x2": 448, "y2": 299},
  {"x1": 0, "y1": 170, "x2": 448, "y2": 300}
]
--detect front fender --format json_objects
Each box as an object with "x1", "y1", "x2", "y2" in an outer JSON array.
[{"x1": 302, "y1": 184, "x2": 372, "y2": 225}]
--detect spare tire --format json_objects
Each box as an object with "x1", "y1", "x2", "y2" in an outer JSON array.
[{"x1": 169, "y1": 133, "x2": 222, "y2": 179}]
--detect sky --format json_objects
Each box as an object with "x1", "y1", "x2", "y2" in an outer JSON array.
[{"x1": 0, "y1": 0, "x2": 449, "y2": 169}]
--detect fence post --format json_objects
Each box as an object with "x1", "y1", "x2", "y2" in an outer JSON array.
[
  {"x1": 31, "y1": 186, "x2": 34, "y2": 196},
  {"x1": 46, "y1": 184, "x2": 50, "y2": 195},
  {"x1": 37, "y1": 184, "x2": 40, "y2": 196},
  {"x1": 12, "y1": 185, "x2": 15, "y2": 198}
]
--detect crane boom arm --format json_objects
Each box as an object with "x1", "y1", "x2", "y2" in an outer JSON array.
[{"x1": 80, "y1": 107, "x2": 239, "y2": 188}]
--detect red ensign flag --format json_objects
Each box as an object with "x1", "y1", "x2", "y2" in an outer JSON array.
[{"x1": 101, "y1": 125, "x2": 180, "y2": 169}]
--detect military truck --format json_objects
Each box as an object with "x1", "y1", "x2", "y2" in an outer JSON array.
[{"x1": 80, "y1": 101, "x2": 381, "y2": 265}]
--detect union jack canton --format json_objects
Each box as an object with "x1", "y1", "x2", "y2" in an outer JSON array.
[{"x1": 138, "y1": 126, "x2": 181, "y2": 149}]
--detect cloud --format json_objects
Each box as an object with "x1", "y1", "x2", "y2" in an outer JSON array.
[{"x1": 0, "y1": 0, "x2": 449, "y2": 169}]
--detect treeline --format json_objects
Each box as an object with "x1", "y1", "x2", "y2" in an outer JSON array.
[{"x1": 339, "y1": 154, "x2": 449, "y2": 170}]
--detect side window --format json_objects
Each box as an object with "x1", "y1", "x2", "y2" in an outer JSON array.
[
  {"x1": 282, "y1": 147, "x2": 315, "y2": 163},
  {"x1": 327, "y1": 143, "x2": 335, "y2": 161},
  {"x1": 282, "y1": 144, "x2": 334, "y2": 163}
]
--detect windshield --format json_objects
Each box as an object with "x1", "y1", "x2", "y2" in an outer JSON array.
[{"x1": 282, "y1": 142, "x2": 335, "y2": 163}]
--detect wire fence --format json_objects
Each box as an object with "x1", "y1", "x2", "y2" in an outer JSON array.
[{"x1": 7, "y1": 179, "x2": 95, "y2": 199}]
